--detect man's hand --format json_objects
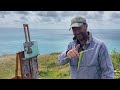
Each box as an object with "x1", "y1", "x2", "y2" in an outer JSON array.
[{"x1": 66, "y1": 44, "x2": 80, "y2": 59}]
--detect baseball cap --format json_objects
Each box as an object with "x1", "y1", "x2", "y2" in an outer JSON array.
[{"x1": 69, "y1": 16, "x2": 87, "y2": 30}]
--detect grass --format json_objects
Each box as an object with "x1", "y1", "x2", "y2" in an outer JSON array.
[
  {"x1": 110, "y1": 49, "x2": 120, "y2": 79},
  {"x1": 0, "y1": 49, "x2": 120, "y2": 79},
  {"x1": 0, "y1": 53, "x2": 70, "y2": 79},
  {"x1": 38, "y1": 54, "x2": 70, "y2": 79}
]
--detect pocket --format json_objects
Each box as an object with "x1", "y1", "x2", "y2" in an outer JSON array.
[
  {"x1": 77, "y1": 66, "x2": 99, "y2": 79},
  {"x1": 86, "y1": 66, "x2": 99, "y2": 79}
]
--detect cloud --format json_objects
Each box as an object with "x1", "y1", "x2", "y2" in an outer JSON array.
[
  {"x1": 40, "y1": 17, "x2": 52, "y2": 22},
  {"x1": 36, "y1": 11, "x2": 88, "y2": 23},
  {"x1": 36, "y1": 11, "x2": 61, "y2": 23},
  {"x1": 0, "y1": 11, "x2": 11, "y2": 18},
  {"x1": 36, "y1": 11, "x2": 46, "y2": 17},
  {"x1": 77, "y1": 11, "x2": 88, "y2": 15},
  {"x1": 46, "y1": 11, "x2": 58, "y2": 17},
  {"x1": 0, "y1": 15, "x2": 5, "y2": 18},
  {"x1": 108, "y1": 12, "x2": 120, "y2": 24},
  {"x1": 20, "y1": 16, "x2": 28, "y2": 21},
  {"x1": 0, "y1": 11, "x2": 11, "y2": 15},
  {"x1": 14, "y1": 20, "x2": 20, "y2": 23},
  {"x1": 110, "y1": 12, "x2": 120, "y2": 18},
  {"x1": 60, "y1": 11, "x2": 88, "y2": 17},
  {"x1": 97, "y1": 11, "x2": 104, "y2": 15},
  {"x1": 60, "y1": 11, "x2": 75, "y2": 17},
  {"x1": 0, "y1": 11, "x2": 120, "y2": 29},
  {"x1": 86, "y1": 11, "x2": 104, "y2": 20},
  {"x1": 15, "y1": 11, "x2": 30, "y2": 15},
  {"x1": 36, "y1": 11, "x2": 58, "y2": 17}
]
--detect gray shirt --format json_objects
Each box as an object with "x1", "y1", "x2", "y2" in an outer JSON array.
[{"x1": 58, "y1": 32, "x2": 114, "y2": 79}]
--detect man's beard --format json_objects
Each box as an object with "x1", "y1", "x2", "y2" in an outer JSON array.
[{"x1": 75, "y1": 32, "x2": 87, "y2": 41}]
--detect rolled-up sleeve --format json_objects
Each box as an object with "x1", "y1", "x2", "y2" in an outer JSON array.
[
  {"x1": 58, "y1": 42, "x2": 72, "y2": 65},
  {"x1": 98, "y1": 42, "x2": 114, "y2": 79}
]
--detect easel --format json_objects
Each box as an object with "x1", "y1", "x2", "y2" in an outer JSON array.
[{"x1": 12, "y1": 24, "x2": 39, "y2": 79}]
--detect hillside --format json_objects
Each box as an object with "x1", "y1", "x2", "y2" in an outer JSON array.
[{"x1": 0, "y1": 51, "x2": 120, "y2": 79}]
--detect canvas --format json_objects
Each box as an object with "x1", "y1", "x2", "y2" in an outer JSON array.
[{"x1": 24, "y1": 41, "x2": 39, "y2": 59}]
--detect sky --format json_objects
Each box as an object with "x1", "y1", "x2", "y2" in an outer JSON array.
[{"x1": 0, "y1": 11, "x2": 120, "y2": 29}]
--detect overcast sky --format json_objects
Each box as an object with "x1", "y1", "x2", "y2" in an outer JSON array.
[{"x1": 0, "y1": 11, "x2": 120, "y2": 29}]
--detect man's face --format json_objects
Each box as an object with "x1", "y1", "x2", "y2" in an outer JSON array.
[{"x1": 72, "y1": 24, "x2": 87, "y2": 41}]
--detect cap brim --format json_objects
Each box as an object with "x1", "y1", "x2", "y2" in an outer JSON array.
[{"x1": 69, "y1": 23, "x2": 83, "y2": 30}]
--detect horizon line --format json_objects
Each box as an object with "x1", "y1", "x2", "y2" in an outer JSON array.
[{"x1": 0, "y1": 27, "x2": 120, "y2": 30}]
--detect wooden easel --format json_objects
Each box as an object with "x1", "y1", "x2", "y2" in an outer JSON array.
[
  {"x1": 12, "y1": 24, "x2": 39, "y2": 79},
  {"x1": 12, "y1": 51, "x2": 31, "y2": 79},
  {"x1": 23, "y1": 24, "x2": 31, "y2": 43}
]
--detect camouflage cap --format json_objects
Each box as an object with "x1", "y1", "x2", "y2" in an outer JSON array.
[{"x1": 69, "y1": 16, "x2": 86, "y2": 30}]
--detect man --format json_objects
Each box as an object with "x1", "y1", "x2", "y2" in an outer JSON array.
[{"x1": 58, "y1": 16, "x2": 114, "y2": 79}]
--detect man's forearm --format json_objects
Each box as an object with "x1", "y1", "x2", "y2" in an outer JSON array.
[{"x1": 58, "y1": 51, "x2": 70, "y2": 65}]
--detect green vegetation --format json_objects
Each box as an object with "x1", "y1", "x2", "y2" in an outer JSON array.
[
  {"x1": 110, "y1": 49, "x2": 120, "y2": 79},
  {"x1": 38, "y1": 54, "x2": 70, "y2": 79},
  {"x1": 0, "y1": 49, "x2": 120, "y2": 79},
  {"x1": 0, "y1": 53, "x2": 70, "y2": 79}
]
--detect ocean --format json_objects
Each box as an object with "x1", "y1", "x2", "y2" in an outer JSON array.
[{"x1": 0, "y1": 28, "x2": 120, "y2": 55}]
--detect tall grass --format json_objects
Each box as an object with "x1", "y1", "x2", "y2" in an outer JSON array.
[
  {"x1": 110, "y1": 49, "x2": 120, "y2": 79},
  {"x1": 38, "y1": 54, "x2": 70, "y2": 79},
  {"x1": 0, "y1": 49, "x2": 120, "y2": 79}
]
